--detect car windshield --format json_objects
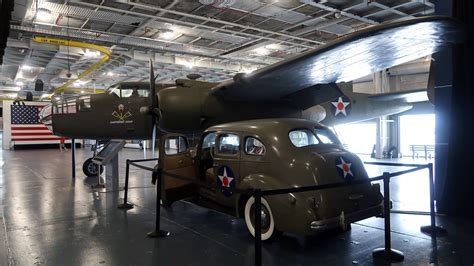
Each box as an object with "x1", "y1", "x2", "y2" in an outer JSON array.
[
  {"x1": 289, "y1": 129, "x2": 319, "y2": 147},
  {"x1": 315, "y1": 127, "x2": 341, "y2": 144}
]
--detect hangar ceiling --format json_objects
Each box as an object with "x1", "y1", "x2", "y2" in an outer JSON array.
[{"x1": 0, "y1": 0, "x2": 434, "y2": 99}]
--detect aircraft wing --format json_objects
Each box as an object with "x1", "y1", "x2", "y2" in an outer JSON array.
[
  {"x1": 368, "y1": 89, "x2": 428, "y2": 103},
  {"x1": 210, "y1": 16, "x2": 463, "y2": 103}
]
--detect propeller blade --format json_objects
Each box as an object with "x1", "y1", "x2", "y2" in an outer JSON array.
[
  {"x1": 151, "y1": 124, "x2": 156, "y2": 155},
  {"x1": 427, "y1": 59, "x2": 436, "y2": 105},
  {"x1": 149, "y1": 59, "x2": 157, "y2": 108}
]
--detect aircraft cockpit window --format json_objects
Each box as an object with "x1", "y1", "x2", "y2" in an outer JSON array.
[
  {"x1": 165, "y1": 136, "x2": 188, "y2": 155},
  {"x1": 314, "y1": 128, "x2": 341, "y2": 145},
  {"x1": 121, "y1": 86, "x2": 149, "y2": 98},
  {"x1": 108, "y1": 85, "x2": 120, "y2": 98},
  {"x1": 217, "y1": 133, "x2": 240, "y2": 155},
  {"x1": 77, "y1": 96, "x2": 91, "y2": 112},
  {"x1": 289, "y1": 129, "x2": 319, "y2": 147},
  {"x1": 245, "y1": 137, "x2": 266, "y2": 156},
  {"x1": 63, "y1": 98, "x2": 76, "y2": 114}
]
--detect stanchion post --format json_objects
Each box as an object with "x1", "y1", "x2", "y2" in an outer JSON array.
[
  {"x1": 421, "y1": 163, "x2": 447, "y2": 236},
  {"x1": 148, "y1": 167, "x2": 170, "y2": 238},
  {"x1": 71, "y1": 139, "x2": 76, "y2": 178},
  {"x1": 118, "y1": 160, "x2": 133, "y2": 210},
  {"x1": 373, "y1": 172, "x2": 404, "y2": 263},
  {"x1": 254, "y1": 189, "x2": 262, "y2": 266}
]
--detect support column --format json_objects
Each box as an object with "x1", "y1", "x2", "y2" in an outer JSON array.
[{"x1": 374, "y1": 70, "x2": 391, "y2": 158}]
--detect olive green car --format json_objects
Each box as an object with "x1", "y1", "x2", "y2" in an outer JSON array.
[{"x1": 160, "y1": 118, "x2": 383, "y2": 240}]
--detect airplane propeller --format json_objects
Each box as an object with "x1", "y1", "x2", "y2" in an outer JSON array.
[
  {"x1": 139, "y1": 59, "x2": 161, "y2": 155},
  {"x1": 427, "y1": 58, "x2": 436, "y2": 105}
]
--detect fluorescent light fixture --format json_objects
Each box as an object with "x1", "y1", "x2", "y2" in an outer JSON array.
[
  {"x1": 80, "y1": 90, "x2": 85, "y2": 94},
  {"x1": 74, "y1": 80, "x2": 88, "y2": 86},
  {"x1": 265, "y1": 43, "x2": 281, "y2": 50},
  {"x1": 255, "y1": 47, "x2": 269, "y2": 56},
  {"x1": 41, "y1": 93, "x2": 51, "y2": 99},
  {"x1": 21, "y1": 65, "x2": 32, "y2": 70},
  {"x1": 107, "y1": 72, "x2": 114, "y2": 76},
  {"x1": 184, "y1": 60, "x2": 194, "y2": 69},
  {"x1": 36, "y1": 8, "x2": 52, "y2": 22},
  {"x1": 0, "y1": 86, "x2": 22, "y2": 92},
  {"x1": 15, "y1": 81, "x2": 24, "y2": 86},
  {"x1": 84, "y1": 49, "x2": 100, "y2": 58}
]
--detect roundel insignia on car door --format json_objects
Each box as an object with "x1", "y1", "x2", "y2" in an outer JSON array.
[
  {"x1": 335, "y1": 156, "x2": 355, "y2": 181},
  {"x1": 330, "y1": 95, "x2": 352, "y2": 118},
  {"x1": 217, "y1": 166, "x2": 235, "y2": 197}
]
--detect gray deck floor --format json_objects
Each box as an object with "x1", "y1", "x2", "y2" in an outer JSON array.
[{"x1": 0, "y1": 146, "x2": 472, "y2": 265}]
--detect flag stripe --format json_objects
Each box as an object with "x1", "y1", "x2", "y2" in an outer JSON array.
[
  {"x1": 12, "y1": 132, "x2": 54, "y2": 136},
  {"x1": 12, "y1": 137, "x2": 64, "y2": 141},
  {"x1": 11, "y1": 126, "x2": 48, "y2": 130}
]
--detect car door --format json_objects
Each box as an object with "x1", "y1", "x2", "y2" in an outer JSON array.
[
  {"x1": 211, "y1": 132, "x2": 241, "y2": 207},
  {"x1": 160, "y1": 134, "x2": 197, "y2": 205}
]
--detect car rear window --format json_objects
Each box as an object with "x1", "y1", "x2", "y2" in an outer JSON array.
[
  {"x1": 315, "y1": 128, "x2": 341, "y2": 144},
  {"x1": 289, "y1": 129, "x2": 319, "y2": 147}
]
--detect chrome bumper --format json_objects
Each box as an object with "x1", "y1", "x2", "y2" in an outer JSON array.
[{"x1": 310, "y1": 203, "x2": 383, "y2": 231}]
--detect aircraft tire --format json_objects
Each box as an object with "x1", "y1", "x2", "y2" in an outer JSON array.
[
  {"x1": 83, "y1": 158, "x2": 104, "y2": 177},
  {"x1": 244, "y1": 196, "x2": 280, "y2": 241}
]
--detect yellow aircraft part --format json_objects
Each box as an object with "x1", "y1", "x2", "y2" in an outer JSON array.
[
  {"x1": 62, "y1": 87, "x2": 106, "y2": 93},
  {"x1": 32, "y1": 36, "x2": 111, "y2": 94}
]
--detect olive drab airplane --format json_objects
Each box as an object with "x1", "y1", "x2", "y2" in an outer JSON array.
[{"x1": 40, "y1": 16, "x2": 463, "y2": 142}]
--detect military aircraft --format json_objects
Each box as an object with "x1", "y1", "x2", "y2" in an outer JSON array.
[{"x1": 39, "y1": 16, "x2": 462, "y2": 150}]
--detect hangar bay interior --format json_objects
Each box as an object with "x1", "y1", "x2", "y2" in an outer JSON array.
[{"x1": 0, "y1": 0, "x2": 473, "y2": 265}]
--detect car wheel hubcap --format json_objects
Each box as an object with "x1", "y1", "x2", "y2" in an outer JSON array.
[{"x1": 250, "y1": 205, "x2": 271, "y2": 232}]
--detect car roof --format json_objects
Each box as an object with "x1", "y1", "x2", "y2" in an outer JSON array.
[{"x1": 205, "y1": 118, "x2": 326, "y2": 135}]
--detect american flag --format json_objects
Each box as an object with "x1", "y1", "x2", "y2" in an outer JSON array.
[{"x1": 10, "y1": 104, "x2": 61, "y2": 143}]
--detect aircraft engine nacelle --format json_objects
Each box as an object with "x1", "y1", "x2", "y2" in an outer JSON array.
[
  {"x1": 157, "y1": 87, "x2": 203, "y2": 132},
  {"x1": 302, "y1": 105, "x2": 327, "y2": 123}
]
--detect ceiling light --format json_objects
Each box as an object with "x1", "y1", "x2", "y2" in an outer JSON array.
[
  {"x1": 84, "y1": 49, "x2": 100, "y2": 58},
  {"x1": 184, "y1": 60, "x2": 195, "y2": 69},
  {"x1": 160, "y1": 29, "x2": 175, "y2": 40},
  {"x1": 15, "y1": 81, "x2": 24, "y2": 86},
  {"x1": 21, "y1": 65, "x2": 32, "y2": 71},
  {"x1": 54, "y1": 96, "x2": 61, "y2": 101},
  {"x1": 41, "y1": 93, "x2": 51, "y2": 99},
  {"x1": 107, "y1": 72, "x2": 114, "y2": 76},
  {"x1": 80, "y1": 90, "x2": 85, "y2": 94},
  {"x1": 255, "y1": 47, "x2": 269, "y2": 56},
  {"x1": 36, "y1": 8, "x2": 52, "y2": 22},
  {"x1": 265, "y1": 43, "x2": 281, "y2": 50}
]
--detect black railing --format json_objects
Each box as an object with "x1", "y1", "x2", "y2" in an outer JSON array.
[{"x1": 119, "y1": 160, "x2": 442, "y2": 266}]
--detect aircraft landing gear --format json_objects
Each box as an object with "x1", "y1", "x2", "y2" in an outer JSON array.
[{"x1": 83, "y1": 158, "x2": 104, "y2": 177}]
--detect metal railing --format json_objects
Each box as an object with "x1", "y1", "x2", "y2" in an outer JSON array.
[{"x1": 118, "y1": 159, "x2": 443, "y2": 265}]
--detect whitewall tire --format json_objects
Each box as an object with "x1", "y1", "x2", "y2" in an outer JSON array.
[{"x1": 244, "y1": 196, "x2": 276, "y2": 241}]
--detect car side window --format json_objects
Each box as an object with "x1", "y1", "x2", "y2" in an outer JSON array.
[
  {"x1": 217, "y1": 133, "x2": 240, "y2": 155},
  {"x1": 202, "y1": 133, "x2": 216, "y2": 149},
  {"x1": 245, "y1": 137, "x2": 266, "y2": 156},
  {"x1": 164, "y1": 136, "x2": 188, "y2": 155}
]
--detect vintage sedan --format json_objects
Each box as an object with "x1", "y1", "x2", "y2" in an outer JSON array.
[{"x1": 160, "y1": 118, "x2": 383, "y2": 240}]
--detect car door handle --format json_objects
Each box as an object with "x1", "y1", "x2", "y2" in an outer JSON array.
[{"x1": 178, "y1": 159, "x2": 183, "y2": 164}]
